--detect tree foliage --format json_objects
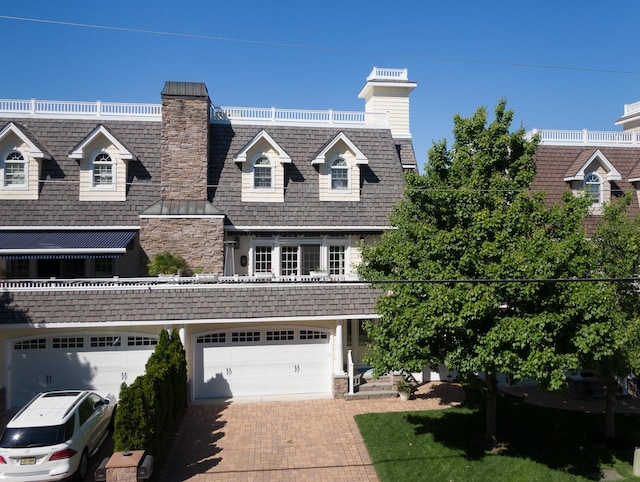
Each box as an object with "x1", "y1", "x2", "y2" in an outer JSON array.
[
  {"x1": 572, "y1": 195, "x2": 640, "y2": 439},
  {"x1": 359, "y1": 100, "x2": 594, "y2": 443}
]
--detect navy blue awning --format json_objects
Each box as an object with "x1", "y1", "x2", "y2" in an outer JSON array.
[{"x1": 0, "y1": 230, "x2": 137, "y2": 259}]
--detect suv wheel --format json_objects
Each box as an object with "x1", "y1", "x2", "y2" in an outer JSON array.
[{"x1": 75, "y1": 450, "x2": 88, "y2": 481}]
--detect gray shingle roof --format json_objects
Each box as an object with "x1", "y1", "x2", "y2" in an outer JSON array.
[
  {"x1": 0, "y1": 283, "x2": 380, "y2": 324},
  {"x1": 533, "y1": 145, "x2": 640, "y2": 234},
  {"x1": 210, "y1": 124, "x2": 407, "y2": 229},
  {"x1": 0, "y1": 116, "x2": 408, "y2": 230},
  {"x1": 0, "y1": 117, "x2": 161, "y2": 226}
]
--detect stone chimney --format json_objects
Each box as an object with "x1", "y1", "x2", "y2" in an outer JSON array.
[
  {"x1": 358, "y1": 67, "x2": 417, "y2": 140},
  {"x1": 160, "y1": 81, "x2": 210, "y2": 200}
]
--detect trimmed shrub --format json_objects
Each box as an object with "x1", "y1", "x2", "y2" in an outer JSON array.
[
  {"x1": 113, "y1": 329, "x2": 188, "y2": 458},
  {"x1": 147, "y1": 251, "x2": 187, "y2": 275}
]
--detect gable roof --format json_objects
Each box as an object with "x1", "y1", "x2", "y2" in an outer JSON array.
[
  {"x1": 233, "y1": 130, "x2": 291, "y2": 164},
  {"x1": 0, "y1": 122, "x2": 52, "y2": 159},
  {"x1": 563, "y1": 149, "x2": 621, "y2": 182},
  {"x1": 311, "y1": 132, "x2": 368, "y2": 165},
  {"x1": 69, "y1": 124, "x2": 137, "y2": 160}
]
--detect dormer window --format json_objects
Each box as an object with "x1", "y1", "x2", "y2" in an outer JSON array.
[
  {"x1": 235, "y1": 130, "x2": 290, "y2": 202},
  {"x1": 0, "y1": 122, "x2": 51, "y2": 200},
  {"x1": 584, "y1": 172, "x2": 602, "y2": 205},
  {"x1": 313, "y1": 133, "x2": 367, "y2": 201},
  {"x1": 331, "y1": 158, "x2": 349, "y2": 190},
  {"x1": 253, "y1": 156, "x2": 273, "y2": 189},
  {"x1": 3, "y1": 151, "x2": 27, "y2": 187},
  {"x1": 70, "y1": 125, "x2": 133, "y2": 202},
  {"x1": 92, "y1": 152, "x2": 114, "y2": 188}
]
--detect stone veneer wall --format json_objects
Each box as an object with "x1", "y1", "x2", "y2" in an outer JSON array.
[
  {"x1": 161, "y1": 95, "x2": 210, "y2": 200},
  {"x1": 333, "y1": 375, "x2": 348, "y2": 399},
  {"x1": 140, "y1": 217, "x2": 224, "y2": 274}
]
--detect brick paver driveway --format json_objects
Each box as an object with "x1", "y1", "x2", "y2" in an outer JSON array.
[{"x1": 158, "y1": 382, "x2": 465, "y2": 482}]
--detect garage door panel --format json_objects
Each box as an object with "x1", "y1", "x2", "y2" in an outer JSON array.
[
  {"x1": 194, "y1": 328, "x2": 331, "y2": 399},
  {"x1": 10, "y1": 333, "x2": 157, "y2": 408}
]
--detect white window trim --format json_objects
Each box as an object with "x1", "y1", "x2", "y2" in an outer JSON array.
[
  {"x1": 249, "y1": 237, "x2": 350, "y2": 276},
  {"x1": 90, "y1": 148, "x2": 116, "y2": 191},
  {"x1": 251, "y1": 153, "x2": 275, "y2": 192},
  {"x1": 1, "y1": 147, "x2": 29, "y2": 190},
  {"x1": 328, "y1": 154, "x2": 352, "y2": 194},
  {"x1": 584, "y1": 172, "x2": 602, "y2": 206}
]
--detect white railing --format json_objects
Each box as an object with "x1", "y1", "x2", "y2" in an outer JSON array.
[
  {"x1": 624, "y1": 101, "x2": 640, "y2": 117},
  {"x1": 211, "y1": 106, "x2": 388, "y2": 128},
  {"x1": 347, "y1": 350, "x2": 355, "y2": 395},
  {"x1": 0, "y1": 273, "x2": 361, "y2": 291},
  {"x1": 528, "y1": 128, "x2": 640, "y2": 146},
  {"x1": 0, "y1": 98, "x2": 388, "y2": 129},
  {"x1": 0, "y1": 99, "x2": 161, "y2": 120},
  {"x1": 366, "y1": 67, "x2": 409, "y2": 81}
]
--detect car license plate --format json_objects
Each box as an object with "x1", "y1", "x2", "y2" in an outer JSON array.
[{"x1": 20, "y1": 457, "x2": 36, "y2": 465}]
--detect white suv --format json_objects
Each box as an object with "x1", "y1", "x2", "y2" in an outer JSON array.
[{"x1": 0, "y1": 390, "x2": 116, "y2": 481}]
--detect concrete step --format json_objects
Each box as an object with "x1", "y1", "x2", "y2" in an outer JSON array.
[
  {"x1": 344, "y1": 390, "x2": 399, "y2": 401},
  {"x1": 357, "y1": 382, "x2": 394, "y2": 392}
]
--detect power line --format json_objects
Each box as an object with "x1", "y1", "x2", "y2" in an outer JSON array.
[
  {"x1": 2, "y1": 15, "x2": 640, "y2": 76},
  {"x1": 365, "y1": 277, "x2": 639, "y2": 284}
]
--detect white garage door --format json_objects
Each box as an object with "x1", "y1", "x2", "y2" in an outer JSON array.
[
  {"x1": 9, "y1": 332, "x2": 158, "y2": 408},
  {"x1": 193, "y1": 327, "x2": 332, "y2": 399}
]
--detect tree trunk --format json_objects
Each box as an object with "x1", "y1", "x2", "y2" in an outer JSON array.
[
  {"x1": 484, "y1": 372, "x2": 498, "y2": 446},
  {"x1": 604, "y1": 377, "x2": 617, "y2": 440}
]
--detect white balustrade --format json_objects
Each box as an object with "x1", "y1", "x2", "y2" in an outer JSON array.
[{"x1": 529, "y1": 128, "x2": 640, "y2": 146}]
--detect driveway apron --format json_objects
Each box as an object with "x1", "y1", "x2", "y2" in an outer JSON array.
[{"x1": 159, "y1": 382, "x2": 465, "y2": 482}]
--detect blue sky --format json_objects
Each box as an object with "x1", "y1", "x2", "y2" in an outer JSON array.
[{"x1": 1, "y1": 1, "x2": 639, "y2": 169}]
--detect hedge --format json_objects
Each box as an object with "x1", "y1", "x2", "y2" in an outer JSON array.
[{"x1": 112, "y1": 328, "x2": 188, "y2": 458}]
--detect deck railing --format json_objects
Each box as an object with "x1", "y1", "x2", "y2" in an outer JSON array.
[
  {"x1": 0, "y1": 98, "x2": 388, "y2": 129},
  {"x1": 211, "y1": 106, "x2": 388, "y2": 128},
  {"x1": 529, "y1": 128, "x2": 640, "y2": 146},
  {"x1": 0, "y1": 273, "x2": 361, "y2": 291},
  {"x1": 0, "y1": 99, "x2": 162, "y2": 120}
]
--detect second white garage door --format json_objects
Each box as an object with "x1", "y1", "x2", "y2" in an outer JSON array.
[{"x1": 193, "y1": 327, "x2": 332, "y2": 399}]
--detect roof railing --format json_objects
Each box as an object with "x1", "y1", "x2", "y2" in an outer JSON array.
[
  {"x1": 528, "y1": 128, "x2": 640, "y2": 146},
  {"x1": 211, "y1": 106, "x2": 388, "y2": 128},
  {"x1": 0, "y1": 98, "x2": 388, "y2": 129},
  {"x1": 0, "y1": 99, "x2": 161, "y2": 119}
]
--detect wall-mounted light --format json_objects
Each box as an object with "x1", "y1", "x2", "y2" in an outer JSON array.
[{"x1": 240, "y1": 255, "x2": 248, "y2": 267}]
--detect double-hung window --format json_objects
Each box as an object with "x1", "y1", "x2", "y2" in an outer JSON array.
[
  {"x1": 92, "y1": 153, "x2": 114, "y2": 188},
  {"x1": 253, "y1": 157, "x2": 272, "y2": 188},
  {"x1": 4, "y1": 151, "x2": 26, "y2": 187},
  {"x1": 584, "y1": 172, "x2": 602, "y2": 205},
  {"x1": 330, "y1": 158, "x2": 348, "y2": 189}
]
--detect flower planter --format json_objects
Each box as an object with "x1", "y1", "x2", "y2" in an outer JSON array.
[{"x1": 399, "y1": 391, "x2": 411, "y2": 401}]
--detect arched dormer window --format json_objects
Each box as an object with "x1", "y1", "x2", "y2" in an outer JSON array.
[
  {"x1": 3, "y1": 150, "x2": 27, "y2": 187},
  {"x1": 584, "y1": 172, "x2": 602, "y2": 205},
  {"x1": 253, "y1": 156, "x2": 272, "y2": 189},
  {"x1": 92, "y1": 152, "x2": 114, "y2": 188},
  {"x1": 331, "y1": 158, "x2": 349, "y2": 189}
]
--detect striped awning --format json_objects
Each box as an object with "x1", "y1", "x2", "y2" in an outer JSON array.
[{"x1": 0, "y1": 230, "x2": 137, "y2": 259}]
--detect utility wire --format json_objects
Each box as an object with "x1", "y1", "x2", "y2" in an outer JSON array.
[
  {"x1": 1, "y1": 15, "x2": 640, "y2": 76},
  {"x1": 365, "y1": 277, "x2": 639, "y2": 284}
]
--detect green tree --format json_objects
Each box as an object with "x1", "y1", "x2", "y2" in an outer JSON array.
[
  {"x1": 573, "y1": 195, "x2": 640, "y2": 440},
  {"x1": 359, "y1": 101, "x2": 593, "y2": 445}
]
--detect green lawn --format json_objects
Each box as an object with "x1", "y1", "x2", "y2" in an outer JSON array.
[{"x1": 356, "y1": 390, "x2": 640, "y2": 481}]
